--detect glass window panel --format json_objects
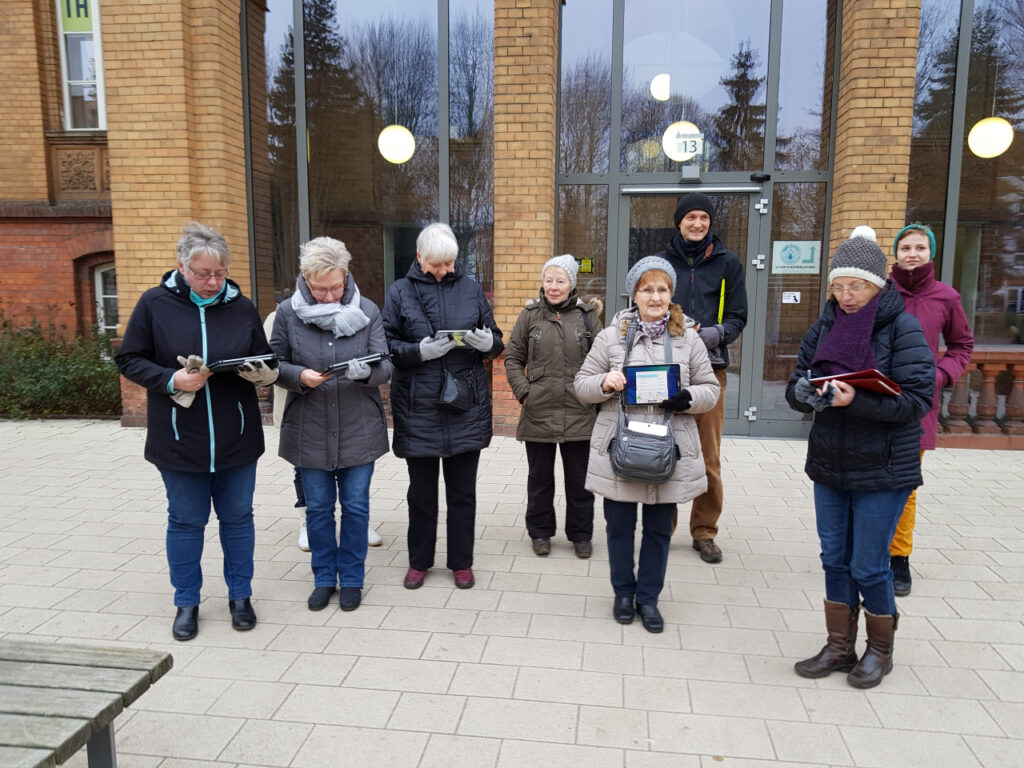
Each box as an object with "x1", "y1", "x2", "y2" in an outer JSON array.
[
  {"x1": 100, "y1": 267, "x2": 116, "y2": 296},
  {"x1": 449, "y1": 0, "x2": 494, "y2": 294},
  {"x1": 253, "y1": 0, "x2": 302, "y2": 311},
  {"x1": 305, "y1": 0, "x2": 439, "y2": 307},
  {"x1": 65, "y1": 34, "x2": 95, "y2": 82},
  {"x1": 954, "y1": 2, "x2": 1024, "y2": 345},
  {"x1": 762, "y1": 183, "x2": 827, "y2": 420},
  {"x1": 905, "y1": 0, "x2": 961, "y2": 268},
  {"x1": 558, "y1": 185, "x2": 608, "y2": 318},
  {"x1": 621, "y1": 0, "x2": 770, "y2": 173},
  {"x1": 775, "y1": 0, "x2": 835, "y2": 170},
  {"x1": 558, "y1": 0, "x2": 612, "y2": 174},
  {"x1": 69, "y1": 83, "x2": 98, "y2": 129}
]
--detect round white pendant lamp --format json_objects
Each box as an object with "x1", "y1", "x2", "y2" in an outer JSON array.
[
  {"x1": 967, "y1": 116, "x2": 1014, "y2": 159},
  {"x1": 377, "y1": 125, "x2": 416, "y2": 164}
]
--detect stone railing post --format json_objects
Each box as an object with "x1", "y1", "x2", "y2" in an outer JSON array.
[
  {"x1": 1004, "y1": 362, "x2": 1024, "y2": 436},
  {"x1": 944, "y1": 363, "x2": 974, "y2": 434},
  {"x1": 971, "y1": 362, "x2": 1005, "y2": 435}
]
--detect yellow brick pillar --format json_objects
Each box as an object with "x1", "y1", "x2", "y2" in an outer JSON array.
[
  {"x1": 492, "y1": 0, "x2": 560, "y2": 435},
  {"x1": 830, "y1": 0, "x2": 921, "y2": 259},
  {"x1": 103, "y1": 0, "x2": 252, "y2": 425},
  {"x1": 1, "y1": 0, "x2": 51, "y2": 201}
]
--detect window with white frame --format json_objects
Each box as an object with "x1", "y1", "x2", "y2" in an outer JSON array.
[
  {"x1": 94, "y1": 263, "x2": 117, "y2": 334},
  {"x1": 56, "y1": 0, "x2": 106, "y2": 130}
]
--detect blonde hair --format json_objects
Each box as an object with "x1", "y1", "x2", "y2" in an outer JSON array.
[{"x1": 299, "y1": 237, "x2": 352, "y2": 280}]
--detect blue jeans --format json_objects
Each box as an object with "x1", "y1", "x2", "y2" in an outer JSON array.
[
  {"x1": 160, "y1": 461, "x2": 257, "y2": 607},
  {"x1": 300, "y1": 463, "x2": 374, "y2": 588},
  {"x1": 813, "y1": 483, "x2": 912, "y2": 615},
  {"x1": 604, "y1": 498, "x2": 674, "y2": 606}
]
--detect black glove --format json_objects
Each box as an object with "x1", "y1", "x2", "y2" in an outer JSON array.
[{"x1": 660, "y1": 389, "x2": 692, "y2": 412}]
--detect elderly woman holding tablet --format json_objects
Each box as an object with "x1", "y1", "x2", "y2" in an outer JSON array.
[
  {"x1": 271, "y1": 236, "x2": 392, "y2": 613},
  {"x1": 575, "y1": 256, "x2": 719, "y2": 632}
]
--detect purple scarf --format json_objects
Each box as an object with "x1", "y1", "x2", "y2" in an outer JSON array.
[{"x1": 811, "y1": 293, "x2": 881, "y2": 376}]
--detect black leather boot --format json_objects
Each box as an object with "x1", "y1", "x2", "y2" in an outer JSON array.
[
  {"x1": 847, "y1": 610, "x2": 897, "y2": 689},
  {"x1": 228, "y1": 598, "x2": 257, "y2": 631},
  {"x1": 891, "y1": 555, "x2": 912, "y2": 596},
  {"x1": 794, "y1": 600, "x2": 859, "y2": 678},
  {"x1": 172, "y1": 605, "x2": 198, "y2": 641}
]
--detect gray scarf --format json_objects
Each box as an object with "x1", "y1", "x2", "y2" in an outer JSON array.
[{"x1": 291, "y1": 274, "x2": 370, "y2": 338}]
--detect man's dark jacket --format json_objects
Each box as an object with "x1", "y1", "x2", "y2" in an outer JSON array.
[{"x1": 657, "y1": 234, "x2": 747, "y2": 369}]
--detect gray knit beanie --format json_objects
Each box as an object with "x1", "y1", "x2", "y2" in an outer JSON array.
[
  {"x1": 541, "y1": 254, "x2": 579, "y2": 289},
  {"x1": 828, "y1": 227, "x2": 887, "y2": 288},
  {"x1": 626, "y1": 256, "x2": 677, "y2": 297}
]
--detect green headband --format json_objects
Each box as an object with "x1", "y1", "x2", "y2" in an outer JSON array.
[{"x1": 894, "y1": 224, "x2": 936, "y2": 259}]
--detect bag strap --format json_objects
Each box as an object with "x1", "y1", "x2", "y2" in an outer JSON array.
[
  {"x1": 617, "y1": 315, "x2": 675, "y2": 426},
  {"x1": 582, "y1": 307, "x2": 594, "y2": 350},
  {"x1": 411, "y1": 279, "x2": 454, "y2": 378}
]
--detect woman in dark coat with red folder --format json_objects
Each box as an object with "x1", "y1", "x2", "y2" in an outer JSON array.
[{"x1": 786, "y1": 227, "x2": 934, "y2": 689}]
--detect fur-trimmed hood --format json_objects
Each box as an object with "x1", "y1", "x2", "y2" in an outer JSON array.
[{"x1": 614, "y1": 303, "x2": 692, "y2": 337}]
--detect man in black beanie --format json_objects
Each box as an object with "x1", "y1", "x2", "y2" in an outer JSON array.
[{"x1": 654, "y1": 192, "x2": 747, "y2": 563}]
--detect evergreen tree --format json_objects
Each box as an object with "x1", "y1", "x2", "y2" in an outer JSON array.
[{"x1": 711, "y1": 41, "x2": 766, "y2": 171}]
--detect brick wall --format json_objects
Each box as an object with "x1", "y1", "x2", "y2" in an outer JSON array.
[
  {"x1": 492, "y1": 0, "x2": 560, "y2": 436},
  {"x1": 830, "y1": 0, "x2": 921, "y2": 261},
  {"x1": 1, "y1": 0, "x2": 51, "y2": 202},
  {"x1": 0, "y1": 212, "x2": 113, "y2": 333},
  {"x1": 102, "y1": 0, "x2": 253, "y2": 425}
]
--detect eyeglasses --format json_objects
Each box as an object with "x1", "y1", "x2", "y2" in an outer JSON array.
[
  {"x1": 637, "y1": 286, "x2": 671, "y2": 297},
  {"x1": 307, "y1": 282, "x2": 346, "y2": 297},
  {"x1": 187, "y1": 266, "x2": 228, "y2": 282},
  {"x1": 831, "y1": 282, "x2": 873, "y2": 296}
]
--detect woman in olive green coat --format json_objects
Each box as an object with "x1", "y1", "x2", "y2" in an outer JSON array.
[{"x1": 505, "y1": 255, "x2": 601, "y2": 558}]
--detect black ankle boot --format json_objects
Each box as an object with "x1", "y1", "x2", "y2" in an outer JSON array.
[
  {"x1": 228, "y1": 598, "x2": 257, "y2": 631},
  {"x1": 172, "y1": 605, "x2": 198, "y2": 641},
  {"x1": 891, "y1": 555, "x2": 912, "y2": 597}
]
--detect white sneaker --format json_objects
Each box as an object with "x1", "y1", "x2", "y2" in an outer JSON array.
[
  {"x1": 368, "y1": 524, "x2": 383, "y2": 547},
  {"x1": 298, "y1": 522, "x2": 310, "y2": 552}
]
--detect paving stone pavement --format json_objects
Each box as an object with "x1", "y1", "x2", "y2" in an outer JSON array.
[{"x1": 1, "y1": 418, "x2": 1022, "y2": 768}]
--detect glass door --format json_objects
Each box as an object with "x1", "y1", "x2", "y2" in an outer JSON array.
[{"x1": 616, "y1": 185, "x2": 766, "y2": 435}]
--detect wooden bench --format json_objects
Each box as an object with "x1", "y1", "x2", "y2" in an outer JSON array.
[{"x1": 0, "y1": 639, "x2": 172, "y2": 768}]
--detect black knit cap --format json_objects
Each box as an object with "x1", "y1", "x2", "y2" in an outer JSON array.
[{"x1": 673, "y1": 192, "x2": 715, "y2": 228}]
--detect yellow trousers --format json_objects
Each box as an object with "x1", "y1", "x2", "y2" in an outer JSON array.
[{"x1": 890, "y1": 451, "x2": 925, "y2": 557}]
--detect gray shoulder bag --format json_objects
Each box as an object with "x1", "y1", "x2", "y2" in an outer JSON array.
[{"x1": 607, "y1": 318, "x2": 679, "y2": 484}]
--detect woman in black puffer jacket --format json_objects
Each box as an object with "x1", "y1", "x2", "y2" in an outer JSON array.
[
  {"x1": 381, "y1": 222, "x2": 504, "y2": 591},
  {"x1": 785, "y1": 227, "x2": 933, "y2": 690}
]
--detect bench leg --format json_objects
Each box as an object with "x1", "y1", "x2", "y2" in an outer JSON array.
[{"x1": 87, "y1": 723, "x2": 117, "y2": 768}]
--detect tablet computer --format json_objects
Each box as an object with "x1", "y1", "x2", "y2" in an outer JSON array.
[
  {"x1": 434, "y1": 330, "x2": 472, "y2": 346},
  {"x1": 320, "y1": 352, "x2": 392, "y2": 376},
  {"x1": 207, "y1": 354, "x2": 279, "y2": 373},
  {"x1": 624, "y1": 364, "x2": 681, "y2": 405}
]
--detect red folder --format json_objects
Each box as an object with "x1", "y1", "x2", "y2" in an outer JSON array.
[{"x1": 809, "y1": 369, "x2": 902, "y2": 396}]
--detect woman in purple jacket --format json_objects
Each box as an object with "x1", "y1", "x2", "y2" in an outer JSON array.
[{"x1": 888, "y1": 224, "x2": 974, "y2": 596}]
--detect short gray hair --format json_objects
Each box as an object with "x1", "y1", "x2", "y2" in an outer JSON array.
[
  {"x1": 416, "y1": 222, "x2": 458, "y2": 265},
  {"x1": 299, "y1": 236, "x2": 352, "y2": 280},
  {"x1": 177, "y1": 222, "x2": 231, "y2": 267}
]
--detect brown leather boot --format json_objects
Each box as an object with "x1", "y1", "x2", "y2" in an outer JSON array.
[
  {"x1": 846, "y1": 610, "x2": 898, "y2": 689},
  {"x1": 794, "y1": 599, "x2": 859, "y2": 678}
]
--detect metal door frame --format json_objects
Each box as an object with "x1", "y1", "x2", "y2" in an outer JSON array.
[{"x1": 615, "y1": 184, "x2": 770, "y2": 436}]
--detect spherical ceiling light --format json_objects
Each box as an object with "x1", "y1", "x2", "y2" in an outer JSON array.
[
  {"x1": 967, "y1": 116, "x2": 1014, "y2": 159},
  {"x1": 649, "y1": 73, "x2": 671, "y2": 102},
  {"x1": 377, "y1": 125, "x2": 415, "y2": 164}
]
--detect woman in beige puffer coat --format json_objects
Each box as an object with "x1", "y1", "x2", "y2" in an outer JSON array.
[{"x1": 574, "y1": 257, "x2": 719, "y2": 632}]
